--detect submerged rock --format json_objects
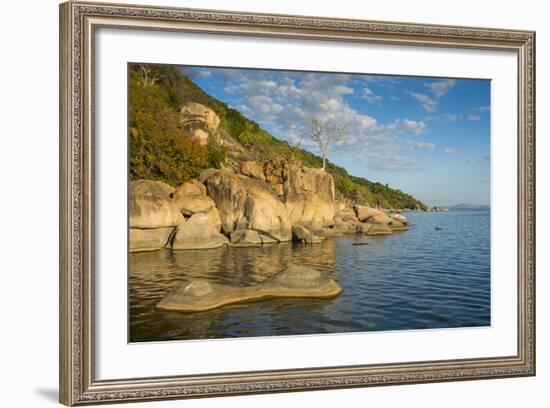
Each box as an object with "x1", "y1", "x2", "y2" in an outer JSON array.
[{"x1": 156, "y1": 265, "x2": 342, "y2": 312}]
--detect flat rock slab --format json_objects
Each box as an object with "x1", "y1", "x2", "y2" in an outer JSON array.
[{"x1": 157, "y1": 265, "x2": 342, "y2": 312}]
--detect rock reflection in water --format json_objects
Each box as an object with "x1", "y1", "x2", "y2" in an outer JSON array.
[
  {"x1": 130, "y1": 211, "x2": 491, "y2": 342},
  {"x1": 129, "y1": 240, "x2": 336, "y2": 341}
]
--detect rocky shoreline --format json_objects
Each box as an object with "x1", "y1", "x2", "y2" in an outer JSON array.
[
  {"x1": 129, "y1": 162, "x2": 410, "y2": 253},
  {"x1": 129, "y1": 102, "x2": 419, "y2": 311},
  {"x1": 129, "y1": 101, "x2": 412, "y2": 253}
]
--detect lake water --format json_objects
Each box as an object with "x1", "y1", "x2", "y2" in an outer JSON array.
[{"x1": 129, "y1": 210, "x2": 490, "y2": 342}]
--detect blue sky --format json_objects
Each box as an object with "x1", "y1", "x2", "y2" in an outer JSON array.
[{"x1": 182, "y1": 66, "x2": 491, "y2": 207}]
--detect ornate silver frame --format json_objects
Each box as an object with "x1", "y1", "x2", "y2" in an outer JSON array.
[{"x1": 59, "y1": 1, "x2": 536, "y2": 405}]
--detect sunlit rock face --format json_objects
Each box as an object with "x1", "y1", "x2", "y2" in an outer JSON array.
[
  {"x1": 179, "y1": 102, "x2": 220, "y2": 146},
  {"x1": 169, "y1": 177, "x2": 228, "y2": 250},
  {"x1": 129, "y1": 180, "x2": 183, "y2": 252},
  {"x1": 200, "y1": 169, "x2": 292, "y2": 242},
  {"x1": 130, "y1": 180, "x2": 183, "y2": 229},
  {"x1": 283, "y1": 165, "x2": 336, "y2": 232}
]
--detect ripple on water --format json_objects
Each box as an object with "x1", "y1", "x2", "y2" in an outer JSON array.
[{"x1": 129, "y1": 210, "x2": 491, "y2": 342}]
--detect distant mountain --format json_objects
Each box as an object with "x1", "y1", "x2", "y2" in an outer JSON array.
[{"x1": 448, "y1": 204, "x2": 490, "y2": 211}]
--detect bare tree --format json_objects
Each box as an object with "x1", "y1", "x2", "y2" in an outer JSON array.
[
  {"x1": 137, "y1": 65, "x2": 159, "y2": 88},
  {"x1": 308, "y1": 118, "x2": 344, "y2": 171}
]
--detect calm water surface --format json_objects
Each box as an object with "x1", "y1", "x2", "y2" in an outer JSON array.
[{"x1": 129, "y1": 210, "x2": 490, "y2": 342}]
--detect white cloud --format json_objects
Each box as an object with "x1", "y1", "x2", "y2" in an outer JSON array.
[
  {"x1": 440, "y1": 113, "x2": 463, "y2": 122},
  {"x1": 444, "y1": 147, "x2": 458, "y2": 156},
  {"x1": 361, "y1": 75, "x2": 402, "y2": 85},
  {"x1": 410, "y1": 92, "x2": 437, "y2": 112},
  {"x1": 362, "y1": 87, "x2": 383, "y2": 103},
  {"x1": 211, "y1": 70, "x2": 434, "y2": 171},
  {"x1": 466, "y1": 154, "x2": 490, "y2": 164},
  {"x1": 476, "y1": 106, "x2": 491, "y2": 113},
  {"x1": 411, "y1": 79, "x2": 457, "y2": 112},
  {"x1": 411, "y1": 142, "x2": 436, "y2": 151},
  {"x1": 402, "y1": 119, "x2": 427, "y2": 135},
  {"x1": 425, "y1": 79, "x2": 456, "y2": 98},
  {"x1": 197, "y1": 70, "x2": 212, "y2": 78},
  {"x1": 466, "y1": 114, "x2": 481, "y2": 121}
]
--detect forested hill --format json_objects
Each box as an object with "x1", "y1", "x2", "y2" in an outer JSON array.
[{"x1": 129, "y1": 64, "x2": 427, "y2": 210}]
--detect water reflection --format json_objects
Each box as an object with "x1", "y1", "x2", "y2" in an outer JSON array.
[
  {"x1": 130, "y1": 211, "x2": 491, "y2": 342},
  {"x1": 129, "y1": 240, "x2": 337, "y2": 341}
]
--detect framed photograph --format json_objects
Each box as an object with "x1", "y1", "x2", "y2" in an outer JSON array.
[{"x1": 59, "y1": 1, "x2": 536, "y2": 405}]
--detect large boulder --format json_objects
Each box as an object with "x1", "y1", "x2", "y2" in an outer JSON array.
[
  {"x1": 318, "y1": 220, "x2": 357, "y2": 237},
  {"x1": 354, "y1": 205, "x2": 395, "y2": 225},
  {"x1": 367, "y1": 213, "x2": 394, "y2": 225},
  {"x1": 390, "y1": 213, "x2": 408, "y2": 224},
  {"x1": 179, "y1": 102, "x2": 251, "y2": 163},
  {"x1": 366, "y1": 223, "x2": 393, "y2": 236},
  {"x1": 172, "y1": 180, "x2": 206, "y2": 197},
  {"x1": 335, "y1": 209, "x2": 359, "y2": 224},
  {"x1": 292, "y1": 225, "x2": 321, "y2": 244},
  {"x1": 229, "y1": 229, "x2": 278, "y2": 246},
  {"x1": 174, "y1": 195, "x2": 215, "y2": 216},
  {"x1": 283, "y1": 165, "x2": 336, "y2": 231},
  {"x1": 354, "y1": 205, "x2": 384, "y2": 223},
  {"x1": 157, "y1": 265, "x2": 342, "y2": 312},
  {"x1": 240, "y1": 161, "x2": 266, "y2": 181},
  {"x1": 180, "y1": 102, "x2": 220, "y2": 131},
  {"x1": 332, "y1": 220, "x2": 358, "y2": 235},
  {"x1": 129, "y1": 227, "x2": 175, "y2": 252},
  {"x1": 129, "y1": 180, "x2": 184, "y2": 229},
  {"x1": 201, "y1": 169, "x2": 292, "y2": 242},
  {"x1": 389, "y1": 220, "x2": 409, "y2": 232},
  {"x1": 356, "y1": 223, "x2": 374, "y2": 234},
  {"x1": 171, "y1": 211, "x2": 229, "y2": 250}
]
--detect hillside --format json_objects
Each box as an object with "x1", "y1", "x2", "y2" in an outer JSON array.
[{"x1": 128, "y1": 64, "x2": 427, "y2": 210}]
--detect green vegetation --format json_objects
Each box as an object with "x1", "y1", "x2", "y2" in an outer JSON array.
[{"x1": 128, "y1": 64, "x2": 427, "y2": 210}]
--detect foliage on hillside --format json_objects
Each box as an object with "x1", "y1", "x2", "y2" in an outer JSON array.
[{"x1": 128, "y1": 64, "x2": 427, "y2": 210}]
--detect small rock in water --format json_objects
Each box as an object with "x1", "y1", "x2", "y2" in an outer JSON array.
[
  {"x1": 435, "y1": 226, "x2": 443, "y2": 231},
  {"x1": 156, "y1": 265, "x2": 342, "y2": 312}
]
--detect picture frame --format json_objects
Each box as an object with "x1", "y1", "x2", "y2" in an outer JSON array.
[{"x1": 59, "y1": 1, "x2": 536, "y2": 405}]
